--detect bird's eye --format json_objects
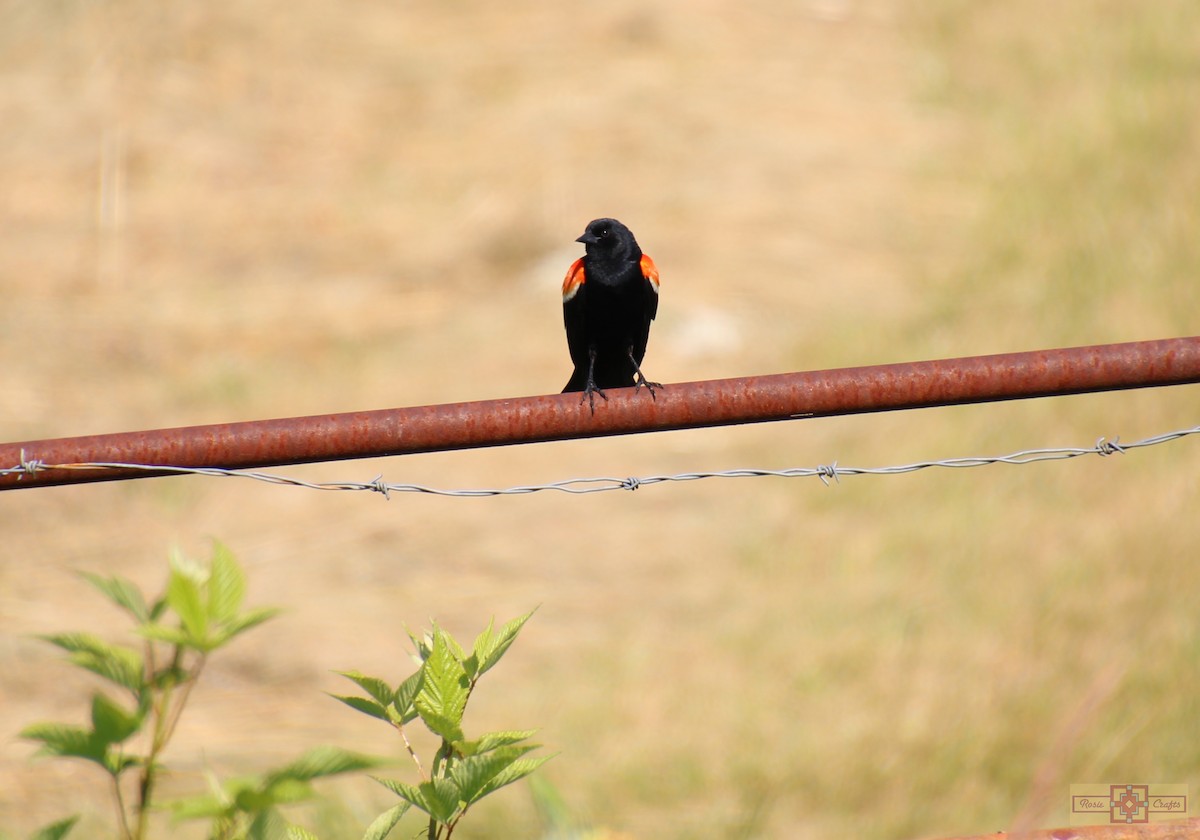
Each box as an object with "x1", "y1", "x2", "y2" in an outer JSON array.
[{"x1": 598, "y1": 227, "x2": 610, "y2": 238}]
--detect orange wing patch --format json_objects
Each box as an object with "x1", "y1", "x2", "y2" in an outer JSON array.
[
  {"x1": 562, "y1": 257, "x2": 586, "y2": 302},
  {"x1": 640, "y1": 254, "x2": 660, "y2": 292}
]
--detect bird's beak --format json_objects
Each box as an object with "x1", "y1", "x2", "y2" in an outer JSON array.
[{"x1": 576, "y1": 232, "x2": 598, "y2": 245}]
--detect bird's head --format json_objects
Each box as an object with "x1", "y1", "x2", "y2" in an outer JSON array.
[{"x1": 576, "y1": 218, "x2": 639, "y2": 260}]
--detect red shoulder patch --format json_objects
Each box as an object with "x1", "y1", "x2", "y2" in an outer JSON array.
[
  {"x1": 640, "y1": 254, "x2": 660, "y2": 292},
  {"x1": 562, "y1": 257, "x2": 586, "y2": 302}
]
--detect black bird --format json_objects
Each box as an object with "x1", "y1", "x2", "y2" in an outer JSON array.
[{"x1": 561, "y1": 218, "x2": 661, "y2": 411}]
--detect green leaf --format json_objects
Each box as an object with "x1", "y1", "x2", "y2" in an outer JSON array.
[
  {"x1": 528, "y1": 775, "x2": 573, "y2": 831},
  {"x1": 166, "y1": 561, "x2": 208, "y2": 643},
  {"x1": 104, "y1": 752, "x2": 140, "y2": 775},
  {"x1": 38, "y1": 633, "x2": 144, "y2": 694},
  {"x1": 79, "y1": 571, "x2": 149, "y2": 622},
  {"x1": 29, "y1": 815, "x2": 80, "y2": 840},
  {"x1": 135, "y1": 623, "x2": 193, "y2": 647},
  {"x1": 475, "y1": 754, "x2": 554, "y2": 800},
  {"x1": 361, "y1": 802, "x2": 411, "y2": 840},
  {"x1": 166, "y1": 791, "x2": 231, "y2": 820},
  {"x1": 418, "y1": 778, "x2": 461, "y2": 824},
  {"x1": 286, "y1": 826, "x2": 321, "y2": 840},
  {"x1": 268, "y1": 746, "x2": 384, "y2": 783},
  {"x1": 218, "y1": 606, "x2": 282, "y2": 642},
  {"x1": 392, "y1": 669, "x2": 423, "y2": 724},
  {"x1": 373, "y1": 776, "x2": 428, "y2": 815},
  {"x1": 441, "y1": 629, "x2": 466, "y2": 664},
  {"x1": 335, "y1": 670, "x2": 395, "y2": 708},
  {"x1": 207, "y1": 541, "x2": 245, "y2": 624},
  {"x1": 451, "y1": 745, "x2": 537, "y2": 806},
  {"x1": 463, "y1": 617, "x2": 494, "y2": 679},
  {"x1": 404, "y1": 626, "x2": 433, "y2": 662},
  {"x1": 148, "y1": 595, "x2": 170, "y2": 622},
  {"x1": 328, "y1": 694, "x2": 389, "y2": 722},
  {"x1": 90, "y1": 692, "x2": 142, "y2": 743},
  {"x1": 246, "y1": 806, "x2": 290, "y2": 840},
  {"x1": 461, "y1": 730, "x2": 537, "y2": 756},
  {"x1": 473, "y1": 609, "x2": 536, "y2": 678},
  {"x1": 19, "y1": 722, "x2": 115, "y2": 770},
  {"x1": 256, "y1": 778, "x2": 314, "y2": 807},
  {"x1": 414, "y1": 631, "x2": 468, "y2": 743},
  {"x1": 234, "y1": 785, "x2": 279, "y2": 813}
]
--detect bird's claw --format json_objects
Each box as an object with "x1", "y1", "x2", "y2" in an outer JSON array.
[
  {"x1": 634, "y1": 374, "x2": 663, "y2": 400},
  {"x1": 580, "y1": 382, "x2": 608, "y2": 414}
]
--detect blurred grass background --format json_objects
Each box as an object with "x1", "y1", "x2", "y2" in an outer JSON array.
[{"x1": 2, "y1": 0, "x2": 1198, "y2": 837}]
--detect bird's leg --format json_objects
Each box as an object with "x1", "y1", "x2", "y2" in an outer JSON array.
[
  {"x1": 628, "y1": 349, "x2": 663, "y2": 399},
  {"x1": 580, "y1": 345, "x2": 608, "y2": 414}
]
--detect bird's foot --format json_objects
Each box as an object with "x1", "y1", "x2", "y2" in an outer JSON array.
[
  {"x1": 579, "y1": 380, "x2": 609, "y2": 414},
  {"x1": 633, "y1": 372, "x2": 663, "y2": 400}
]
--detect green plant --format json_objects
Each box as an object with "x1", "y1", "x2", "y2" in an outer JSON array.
[
  {"x1": 18, "y1": 549, "x2": 549, "y2": 840},
  {"x1": 18, "y1": 543, "x2": 380, "y2": 840},
  {"x1": 333, "y1": 610, "x2": 551, "y2": 840},
  {"x1": 167, "y1": 745, "x2": 383, "y2": 840}
]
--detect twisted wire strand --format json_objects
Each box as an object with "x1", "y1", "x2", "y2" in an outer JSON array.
[{"x1": 3, "y1": 426, "x2": 1197, "y2": 498}]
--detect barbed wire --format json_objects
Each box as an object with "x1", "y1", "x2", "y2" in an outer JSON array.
[{"x1": 3, "y1": 424, "x2": 1197, "y2": 498}]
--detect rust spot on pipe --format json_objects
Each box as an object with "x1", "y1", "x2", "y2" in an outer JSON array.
[{"x1": 3, "y1": 336, "x2": 1199, "y2": 490}]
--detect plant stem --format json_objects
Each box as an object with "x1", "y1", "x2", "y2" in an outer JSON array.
[
  {"x1": 396, "y1": 720, "x2": 427, "y2": 781},
  {"x1": 112, "y1": 771, "x2": 133, "y2": 839},
  {"x1": 133, "y1": 648, "x2": 207, "y2": 840}
]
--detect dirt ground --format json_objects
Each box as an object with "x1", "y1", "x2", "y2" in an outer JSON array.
[{"x1": 3, "y1": 1, "x2": 1198, "y2": 838}]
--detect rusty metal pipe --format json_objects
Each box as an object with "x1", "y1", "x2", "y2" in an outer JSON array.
[{"x1": 3, "y1": 336, "x2": 1199, "y2": 490}]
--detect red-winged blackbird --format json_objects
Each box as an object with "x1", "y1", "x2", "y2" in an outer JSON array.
[{"x1": 561, "y1": 218, "x2": 662, "y2": 411}]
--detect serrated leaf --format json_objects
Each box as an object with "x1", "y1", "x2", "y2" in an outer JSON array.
[
  {"x1": 165, "y1": 791, "x2": 231, "y2": 820},
  {"x1": 404, "y1": 626, "x2": 433, "y2": 662},
  {"x1": 90, "y1": 692, "x2": 142, "y2": 743},
  {"x1": 20, "y1": 722, "x2": 92, "y2": 753},
  {"x1": 462, "y1": 730, "x2": 537, "y2": 755},
  {"x1": 234, "y1": 785, "x2": 277, "y2": 813},
  {"x1": 79, "y1": 571, "x2": 149, "y2": 622},
  {"x1": 29, "y1": 815, "x2": 80, "y2": 840},
  {"x1": 207, "y1": 542, "x2": 246, "y2": 624},
  {"x1": 269, "y1": 746, "x2": 383, "y2": 782},
  {"x1": 414, "y1": 632, "x2": 468, "y2": 743},
  {"x1": 328, "y1": 693, "x2": 389, "y2": 722},
  {"x1": 286, "y1": 826, "x2": 321, "y2": 840},
  {"x1": 392, "y1": 669, "x2": 423, "y2": 724},
  {"x1": 135, "y1": 623, "x2": 193, "y2": 647},
  {"x1": 258, "y1": 778, "x2": 314, "y2": 806},
  {"x1": 475, "y1": 754, "x2": 554, "y2": 800},
  {"x1": 451, "y1": 745, "x2": 537, "y2": 805},
  {"x1": 246, "y1": 806, "x2": 290, "y2": 840},
  {"x1": 39, "y1": 633, "x2": 144, "y2": 694},
  {"x1": 474, "y1": 609, "x2": 536, "y2": 678},
  {"x1": 335, "y1": 670, "x2": 395, "y2": 708},
  {"x1": 214, "y1": 606, "x2": 283, "y2": 645},
  {"x1": 418, "y1": 778, "x2": 461, "y2": 824},
  {"x1": 166, "y1": 564, "x2": 208, "y2": 643},
  {"x1": 362, "y1": 802, "x2": 411, "y2": 840},
  {"x1": 73, "y1": 651, "x2": 145, "y2": 695},
  {"x1": 464, "y1": 617, "x2": 495, "y2": 679},
  {"x1": 441, "y1": 628, "x2": 466, "y2": 663},
  {"x1": 373, "y1": 776, "x2": 428, "y2": 815},
  {"x1": 20, "y1": 722, "x2": 108, "y2": 766}
]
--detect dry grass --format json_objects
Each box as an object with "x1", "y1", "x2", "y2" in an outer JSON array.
[{"x1": 2, "y1": 1, "x2": 1199, "y2": 838}]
